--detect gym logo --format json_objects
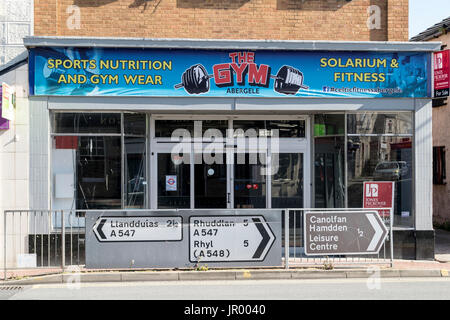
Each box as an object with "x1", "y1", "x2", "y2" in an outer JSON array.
[{"x1": 174, "y1": 51, "x2": 308, "y2": 95}]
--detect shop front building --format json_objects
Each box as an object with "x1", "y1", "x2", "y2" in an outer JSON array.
[{"x1": 0, "y1": 36, "x2": 439, "y2": 264}]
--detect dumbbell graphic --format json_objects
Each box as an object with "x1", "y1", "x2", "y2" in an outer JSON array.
[
  {"x1": 174, "y1": 64, "x2": 212, "y2": 94},
  {"x1": 271, "y1": 65, "x2": 309, "y2": 95},
  {"x1": 174, "y1": 63, "x2": 308, "y2": 95}
]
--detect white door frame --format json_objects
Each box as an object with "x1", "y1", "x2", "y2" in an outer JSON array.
[{"x1": 149, "y1": 114, "x2": 311, "y2": 209}]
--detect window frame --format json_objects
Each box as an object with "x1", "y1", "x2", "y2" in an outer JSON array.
[
  {"x1": 346, "y1": 111, "x2": 415, "y2": 230},
  {"x1": 433, "y1": 146, "x2": 447, "y2": 185},
  {"x1": 50, "y1": 111, "x2": 148, "y2": 210}
]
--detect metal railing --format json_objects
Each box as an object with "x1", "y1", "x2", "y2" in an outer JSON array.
[
  {"x1": 2, "y1": 208, "x2": 393, "y2": 279},
  {"x1": 2, "y1": 210, "x2": 86, "y2": 280}
]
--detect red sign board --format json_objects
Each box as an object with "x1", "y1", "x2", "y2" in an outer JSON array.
[
  {"x1": 363, "y1": 181, "x2": 394, "y2": 218},
  {"x1": 434, "y1": 50, "x2": 450, "y2": 97}
]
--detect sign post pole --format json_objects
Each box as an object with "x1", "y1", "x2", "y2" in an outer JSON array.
[{"x1": 284, "y1": 210, "x2": 289, "y2": 269}]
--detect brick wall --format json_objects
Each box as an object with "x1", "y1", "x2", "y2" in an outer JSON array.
[{"x1": 34, "y1": 0, "x2": 408, "y2": 41}]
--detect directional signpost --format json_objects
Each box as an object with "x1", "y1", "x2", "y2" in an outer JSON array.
[
  {"x1": 86, "y1": 210, "x2": 281, "y2": 268},
  {"x1": 304, "y1": 211, "x2": 388, "y2": 256},
  {"x1": 93, "y1": 216, "x2": 182, "y2": 242},
  {"x1": 189, "y1": 216, "x2": 276, "y2": 262}
]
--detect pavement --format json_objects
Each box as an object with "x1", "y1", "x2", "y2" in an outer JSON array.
[
  {"x1": 435, "y1": 228, "x2": 450, "y2": 262},
  {"x1": 1, "y1": 228, "x2": 449, "y2": 285},
  {"x1": 0, "y1": 263, "x2": 449, "y2": 286}
]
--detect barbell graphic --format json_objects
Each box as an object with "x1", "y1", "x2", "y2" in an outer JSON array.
[
  {"x1": 174, "y1": 64, "x2": 309, "y2": 95},
  {"x1": 271, "y1": 65, "x2": 309, "y2": 95},
  {"x1": 174, "y1": 64, "x2": 212, "y2": 94}
]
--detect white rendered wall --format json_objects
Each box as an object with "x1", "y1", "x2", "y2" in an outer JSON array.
[
  {"x1": 0, "y1": 0, "x2": 33, "y2": 66},
  {"x1": 29, "y1": 96, "x2": 50, "y2": 210},
  {"x1": 414, "y1": 99, "x2": 433, "y2": 230},
  {"x1": 0, "y1": 63, "x2": 30, "y2": 268}
]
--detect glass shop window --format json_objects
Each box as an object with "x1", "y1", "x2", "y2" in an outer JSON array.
[
  {"x1": 155, "y1": 120, "x2": 228, "y2": 138},
  {"x1": 347, "y1": 136, "x2": 413, "y2": 228},
  {"x1": 314, "y1": 114, "x2": 346, "y2": 208},
  {"x1": 124, "y1": 113, "x2": 146, "y2": 135},
  {"x1": 267, "y1": 120, "x2": 306, "y2": 138},
  {"x1": 433, "y1": 146, "x2": 446, "y2": 185},
  {"x1": 314, "y1": 114, "x2": 345, "y2": 137},
  {"x1": 53, "y1": 113, "x2": 121, "y2": 134},
  {"x1": 314, "y1": 137, "x2": 345, "y2": 208},
  {"x1": 125, "y1": 136, "x2": 146, "y2": 208},
  {"x1": 51, "y1": 112, "x2": 147, "y2": 210},
  {"x1": 347, "y1": 113, "x2": 413, "y2": 135},
  {"x1": 233, "y1": 120, "x2": 305, "y2": 138},
  {"x1": 52, "y1": 136, "x2": 122, "y2": 210}
]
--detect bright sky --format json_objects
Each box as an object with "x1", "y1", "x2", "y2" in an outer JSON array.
[{"x1": 409, "y1": 0, "x2": 450, "y2": 39}]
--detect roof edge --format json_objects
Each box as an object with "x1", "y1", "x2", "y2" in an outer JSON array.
[
  {"x1": 0, "y1": 51, "x2": 28, "y2": 76},
  {"x1": 24, "y1": 36, "x2": 441, "y2": 52}
]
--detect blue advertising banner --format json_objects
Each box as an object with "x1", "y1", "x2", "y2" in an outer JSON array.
[{"x1": 29, "y1": 47, "x2": 431, "y2": 98}]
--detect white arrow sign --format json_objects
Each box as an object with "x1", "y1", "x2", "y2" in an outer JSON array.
[
  {"x1": 366, "y1": 213, "x2": 384, "y2": 251},
  {"x1": 304, "y1": 211, "x2": 389, "y2": 256},
  {"x1": 93, "y1": 216, "x2": 182, "y2": 242},
  {"x1": 189, "y1": 216, "x2": 276, "y2": 262}
]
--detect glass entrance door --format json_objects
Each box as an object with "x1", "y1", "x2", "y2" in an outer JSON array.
[
  {"x1": 156, "y1": 152, "x2": 191, "y2": 209},
  {"x1": 233, "y1": 152, "x2": 267, "y2": 208},
  {"x1": 151, "y1": 116, "x2": 310, "y2": 209},
  {"x1": 195, "y1": 153, "x2": 228, "y2": 208},
  {"x1": 271, "y1": 153, "x2": 304, "y2": 208}
]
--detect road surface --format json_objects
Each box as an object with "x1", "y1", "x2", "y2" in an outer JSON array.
[{"x1": 2, "y1": 278, "x2": 450, "y2": 300}]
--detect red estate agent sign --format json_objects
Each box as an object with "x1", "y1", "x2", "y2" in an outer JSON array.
[
  {"x1": 363, "y1": 181, "x2": 394, "y2": 218},
  {"x1": 434, "y1": 50, "x2": 450, "y2": 97}
]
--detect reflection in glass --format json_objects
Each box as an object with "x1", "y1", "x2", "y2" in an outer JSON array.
[
  {"x1": 53, "y1": 113, "x2": 121, "y2": 134},
  {"x1": 155, "y1": 120, "x2": 228, "y2": 138},
  {"x1": 314, "y1": 114, "x2": 345, "y2": 137},
  {"x1": 155, "y1": 120, "x2": 193, "y2": 137},
  {"x1": 347, "y1": 136, "x2": 413, "y2": 227},
  {"x1": 125, "y1": 137, "x2": 146, "y2": 208},
  {"x1": 347, "y1": 113, "x2": 413, "y2": 135},
  {"x1": 272, "y1": 153, "x2": 303, "y2": 208},
  {"x1": 76, "y1": 136, "x2": 122, "y2": 209},
  {"x1": 314, "y1": 137, "x2": 345, "y2": 208},
  {"x1": 234, "y1": 153, "x2": 266, "y2": 208},
  {"x1": 124, "y1": 113, "x2": 146, "y2": 135},
  {"x1": 267, "y1": 121, "x2": 305, "y2": 138},
  {"x1": 157, "y1": 153, "x2": 190, "y2": 208},
  {"x1": 233, "y1": 120, "x2": 305, "y2": 138}
]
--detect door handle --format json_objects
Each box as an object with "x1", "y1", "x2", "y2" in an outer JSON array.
[{"x1": 227, "y1": 192, "x2": 231, "y2": 204}]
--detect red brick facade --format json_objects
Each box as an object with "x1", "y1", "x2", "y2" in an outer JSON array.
[{"x1": 34, "y1": 0, "x2": 408, "y2": 41}]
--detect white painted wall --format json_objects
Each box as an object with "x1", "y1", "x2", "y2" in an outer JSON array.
[
  {"x1": 29, "y1": 96, "x2": 50, "y2": 210},
  {"x1": 414, "y1": 99, "x2": 434, "y2": 230},
  {"x1": 0, "y1": 63, "x2": 30, "y2": 268},
  {"x1": 0, "y1": 0, "x2": 33, "y2": 66}
]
